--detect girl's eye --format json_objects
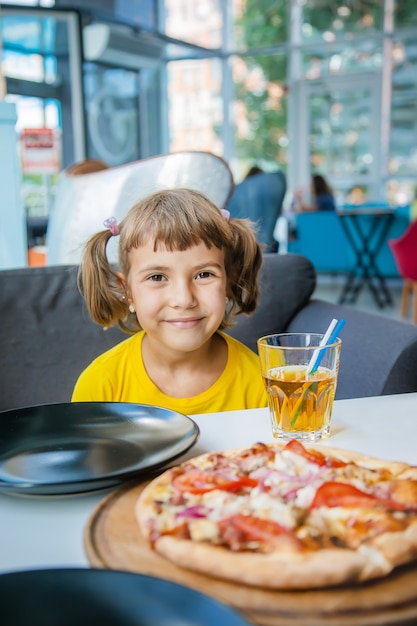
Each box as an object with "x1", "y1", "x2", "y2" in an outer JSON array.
[
  {"x1": 196, "y1": 271, "x2": 213, "y2": 279},
  {"x1": 148, "y1": 274, "x2": 166, "y2": 282}
]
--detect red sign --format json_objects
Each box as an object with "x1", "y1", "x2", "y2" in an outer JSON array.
[{"x1": 20, "y1": 128, "x2": 60, "y2": 174}]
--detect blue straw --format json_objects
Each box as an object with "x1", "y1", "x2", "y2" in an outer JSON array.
[{"x1": 309, "y1": 318, "x2": 345, "y2": 375}]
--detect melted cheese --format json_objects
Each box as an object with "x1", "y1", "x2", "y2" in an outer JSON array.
[
  {"x1": 273, "y1": 450, "x2": 321, "y2": 476},
  {"x1": 294, "y1": 484, "x2": 317, "y2": 509},
  {"x1": 248, "y1": 492, "x2": 297, "y2": 528},
  {"x1": 189, "y1": 518, "x2": 219, "y2": 542}
]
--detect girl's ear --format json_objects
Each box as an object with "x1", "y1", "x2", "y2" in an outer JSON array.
[{"x1": 116, "y1": 272, "x2": 129, "y2": 300}]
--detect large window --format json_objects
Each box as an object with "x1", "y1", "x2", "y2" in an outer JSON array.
[
  {"x1": 231, "y1": 0, "x2": 289, "y2": 48},
  {"x1": 167, "y1": 57, "x2": 223, "y2": 154},
  {"x1": 389, "y1": 34, "x2": 417, "y2": 202},
  {"x1": 2, "y1": 1, "x2": 417, "y2": 207},
  {"x1": 165, "y1": 0, "x2": 222, "y2": 48},
  {"x1": 0, "y1": 7, "x2": 82, "y2": 231},
  {"x1": 164, "y1": 0, "x2": 417, "y2": 203},
  {"x1": 230, "y1": 53, "x2": 288, "y2": 180},
  {"x1": 301, "y1": 0, "x2": 384, "y2": 40},
  {"x1": 84, "y1": 65, "x2": 141, "y2": 167}
]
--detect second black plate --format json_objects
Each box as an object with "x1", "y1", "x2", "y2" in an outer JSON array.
[
  {"x1": 0, "y1": 569, "x2": 251, "y2": 626},
  {"x1": 0, "y1": 402, "x2": 199, "y2": 495}
]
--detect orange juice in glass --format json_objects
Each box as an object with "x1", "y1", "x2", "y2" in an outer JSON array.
[{"x1": 257, "y1": 333, "x2": 341, "y2": 441}]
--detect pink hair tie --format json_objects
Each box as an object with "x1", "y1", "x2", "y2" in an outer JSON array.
[
  {"x1": 103, "y1": 216, "x2": 120, "y2": 236},
  {"x1": 221, "y1": 209, "x2": 230, "y2": 222}
]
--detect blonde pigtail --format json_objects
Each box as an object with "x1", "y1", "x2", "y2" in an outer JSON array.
[
  {"x1": 226, "y1": 218, "x2": 263, "y2": 316},
  {"x1": 78, "y1": 230, "x2": 132, "y2": 331}
]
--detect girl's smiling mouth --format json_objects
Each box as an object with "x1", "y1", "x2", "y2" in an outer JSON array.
[{"x1": 166, "y1": 317, "x2": 203, "y2": 328}]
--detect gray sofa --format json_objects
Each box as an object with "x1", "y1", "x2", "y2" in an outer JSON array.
[{"x1": 1, "y1": 253, "x2": 417, "y2": 413}]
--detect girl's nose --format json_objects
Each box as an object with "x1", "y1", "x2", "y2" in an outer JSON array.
[{"x1": 171, "y1": 282, "x2": 196, "y2": 308}]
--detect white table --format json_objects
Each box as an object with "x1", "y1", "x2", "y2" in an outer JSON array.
[{"x1": 1, "y1": 393, "x2": 417, "y2": 574}]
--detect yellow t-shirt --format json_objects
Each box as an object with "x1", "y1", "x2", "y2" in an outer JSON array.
[{"x1": 72, "y1": 330, "x2": 267, "y2": 414}]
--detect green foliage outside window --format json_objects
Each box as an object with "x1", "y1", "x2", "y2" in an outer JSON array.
[{"x1": 233, "y1": 0, "x2": 288, "y2": 172}]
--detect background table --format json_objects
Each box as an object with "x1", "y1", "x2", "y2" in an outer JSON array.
[
  {"x1": 337, "y1": 207, "x2": 395, "y2": 308},
  {"x1": 1, "y1": 393, "x2": 417, "y2": 575}
]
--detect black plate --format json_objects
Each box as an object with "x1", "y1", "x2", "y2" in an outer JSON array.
[
  {"x1": 0, "y1": 402, "x2": 199, "y2": 495},
  {"x1": 0, "y1": 569, "x2": 251, "y2": 626}
]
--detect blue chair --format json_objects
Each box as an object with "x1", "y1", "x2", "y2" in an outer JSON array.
[{"x1": 226, "y1": 171, "x2": 287, "y2": 252}]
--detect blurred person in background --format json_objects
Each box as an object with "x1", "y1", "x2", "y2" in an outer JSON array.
[
  {"x1": 294, "y1": 174, "x2": 336, "y2": 213},
  {"x1": 345, "y1": 186, "x2": 367, "y2": 205},
  {"x1": 244, "y1": 165, "x2": 264, "y2": 179}
]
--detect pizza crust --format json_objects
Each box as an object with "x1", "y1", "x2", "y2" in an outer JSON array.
[
  {"x1": 154, "y1": 535, "x2": 384, "y2": 589},
  {"x1": 373, "y1": 521, "x2": 417, "y2": 566},
  {"x1": 136, "y1": 444, "x2": 417, "y2": 590},
  {"x1": 312, "y1": 445, "x2": 410, "y2": 475}
]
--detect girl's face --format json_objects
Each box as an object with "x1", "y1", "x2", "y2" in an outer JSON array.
[{"x1": 124, "y1": 239, "x2": 228, "y2": 356}]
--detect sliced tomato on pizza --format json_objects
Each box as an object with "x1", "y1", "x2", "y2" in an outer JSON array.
[
  {"x1": 173, "y1": 470, "x2": 258, "y2": 494},
  {"x1": 285, "y1": 439, "x2": 347, "y2": 468}
]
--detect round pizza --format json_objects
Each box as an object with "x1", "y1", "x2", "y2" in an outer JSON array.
[{"x1": 135, "y1": 440, "x2": 417, "y2": 589}]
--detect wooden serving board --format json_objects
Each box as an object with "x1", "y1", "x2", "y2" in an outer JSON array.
[{"x1": 85, "y1": 480, "x2": 417, "y2": 626}]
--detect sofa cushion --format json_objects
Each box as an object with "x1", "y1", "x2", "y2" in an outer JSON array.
[
  {"x1": 227, "y1": 253, "x2": 317, "y2": 352},
  {"x1": 0, "y1": 265, "x2": 125, "y2": 411},
  {"x1": 286, "y1": 299, "x2": 417, "y2": 399}
]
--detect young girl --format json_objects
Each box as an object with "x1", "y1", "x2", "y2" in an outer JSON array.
[{"x1": 72, "y1": 188, "x2": 267, "y2": 414}]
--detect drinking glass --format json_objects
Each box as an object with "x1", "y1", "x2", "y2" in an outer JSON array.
[{"x1": 257, "y1": 333, "x2": 342, "y2": 441}]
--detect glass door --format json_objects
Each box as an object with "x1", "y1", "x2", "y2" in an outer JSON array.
[
  {"x1": 0, "y1": 6, "x2": 84, "y2": 250},
  {"x1": 294, "y1": 73, "x2": 382, "y2": 205},
  {"x1": 0, "y1": 7, "x2": 85, "y2": 164}
]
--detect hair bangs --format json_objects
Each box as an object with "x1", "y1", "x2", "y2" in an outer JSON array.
[{"x1": 121, "y1": 188, "x2": 231, "y2": 254}]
